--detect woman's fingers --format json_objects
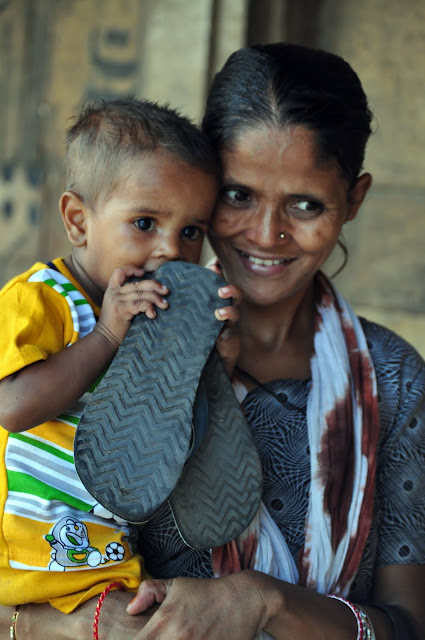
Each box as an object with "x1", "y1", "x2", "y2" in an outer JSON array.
[
  {"x1": 131, "y1": 575, "x2": 264, "y2": 640},
  {"x1": 127, "y1": 579, "x2": 170, "y2": 615},
  {"x1": 218, "y1": 284, "x2": 242, "y2": 305},
  {"x1": 205, "y1": 256, "x2": 223, "y2": 277},
  {"x1": 216, "y1": 323, "x2": 240, "y2": 377},
  {"x1": 215, "y1": 284, "x2": 242, "y2": 321}
]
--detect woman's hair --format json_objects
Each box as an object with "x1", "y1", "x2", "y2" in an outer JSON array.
[
  {"x1": 202, "y1": 42, "x2": 373, "y2": 187},
  {"x1": 65, "y1": 97, "x2": 219, "y2": 210}
]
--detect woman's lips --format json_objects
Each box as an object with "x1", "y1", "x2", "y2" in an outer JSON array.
[{"x1": 237, "y1": 249, "x2": 295, "y2": 273}]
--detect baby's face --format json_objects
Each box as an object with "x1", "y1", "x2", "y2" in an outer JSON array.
[{"x1": 80, "y1": 150, "x2": 217, "y2": 294}]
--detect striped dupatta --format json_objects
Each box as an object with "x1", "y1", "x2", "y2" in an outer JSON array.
[{"x1": 212, "y1": 272, "x2": 380, "y2": 604}]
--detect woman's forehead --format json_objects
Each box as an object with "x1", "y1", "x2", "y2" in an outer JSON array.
[
  {"x1": 222, "y1": 126, "x2": 326, "y2": 174},
  {"x1": 220, "y1": 125, "x2": 347, "y2": 199}
]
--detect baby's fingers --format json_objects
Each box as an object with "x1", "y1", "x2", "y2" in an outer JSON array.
[
  {"x1": 125, "y1": 293, "x2": 169, "y2": 320},
  {"x1": 109, "y1": 265, "x2": 145, "y2": 288},
  {"x1": 121, "y1": 289, "x2": 169, "y2": 308},
  {"x1": 125, "y1": 278, "x2": 168, "y2": 297}
]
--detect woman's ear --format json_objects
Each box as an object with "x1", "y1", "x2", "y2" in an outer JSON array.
[
  {"x1": 60, "y1": 191, "x2": 88, "y2": 247},
  {"x1": 346, "y1": 172, "x2": 372, "y2": 222}
]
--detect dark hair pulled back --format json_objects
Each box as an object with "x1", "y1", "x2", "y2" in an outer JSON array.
[{"x1": 202, "y1": 43, "x2": 373, "y2": 187}]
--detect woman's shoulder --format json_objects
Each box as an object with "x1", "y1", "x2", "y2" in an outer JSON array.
[
  {"x1": 359, "y1": 316, "x2": 425, "y2": 438},
  {"x1": 359, "y1": 316, "x2": 425, "y2": 375},
  {"x1": 360, "y1": 319, "x2": 425, "y2": 568}
]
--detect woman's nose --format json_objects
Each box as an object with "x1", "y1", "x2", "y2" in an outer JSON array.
[{"x1": 244, "y1": 205, "x2": 285, "y2": 246}]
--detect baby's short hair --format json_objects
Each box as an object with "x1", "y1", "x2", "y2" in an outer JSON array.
[{"x1": 65, "y1": 97, "x2": 219, "y2": 210}]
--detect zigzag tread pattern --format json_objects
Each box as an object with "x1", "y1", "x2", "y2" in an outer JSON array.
[
  {"x1": 74, "y1": 262, "x2": 230, "y2": 523},
  {"x1": 169, "y1": 350, "x2": 263, "y2": 549}
]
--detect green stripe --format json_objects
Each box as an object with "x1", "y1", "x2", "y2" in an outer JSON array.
[
  {"x1": 7, "y1": 470, "x2": 92, "y2": 512},
  {"x1": 44, "y1": 278, "x2": 58, "y2": 287},
  {"x1": 62, "y1": 283, "x2": 78, "y2": 292},
  {"x1": 44, "y1": 278, "x2": 85, "y2": 302},
  {"x1": 10, "y1": 432, "x2": 74, "y2": 464},
  {"x1": 44, "y1": 279, "x2": 77, "y2": 294},
  {"x1": 57, "y1": 413, "x2": 80, "y2": 426}
]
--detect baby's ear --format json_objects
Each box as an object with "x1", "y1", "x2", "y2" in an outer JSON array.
[{"x1": 60, "y1": 191, "x2": 88, "y2": 247}]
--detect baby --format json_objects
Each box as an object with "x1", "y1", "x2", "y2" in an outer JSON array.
[{"x1": 0, "y1": 97, "x2": 235, "y2": 613}]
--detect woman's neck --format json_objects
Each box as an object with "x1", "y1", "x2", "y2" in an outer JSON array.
[{"x1": 237, "y1": 282, "x2": 315, "y2": 384}]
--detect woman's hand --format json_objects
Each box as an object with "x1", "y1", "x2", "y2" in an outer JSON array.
[
  {"x1": 207, "y1": 257, "x2": 243, "y2": 377},
  {"x1": 126, "y1": 573, "x2": 271, "y2": 640},
  {"x1": 1, "y1": 592, "x2": 156, "y2": 640}
]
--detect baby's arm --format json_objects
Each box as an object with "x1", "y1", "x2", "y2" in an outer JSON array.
[{"x1": 0, "y1": 265, "x2": 168, "y2": 433}]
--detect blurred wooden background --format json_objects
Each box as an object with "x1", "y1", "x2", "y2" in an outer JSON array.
[{"x1": 1, "y1": 0, "x2": 425, "y2": 354}]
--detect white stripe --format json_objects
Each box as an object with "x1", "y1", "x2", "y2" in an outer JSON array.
[
  {"x1": 10, "y1": 558, "x2": 126, "y2": 572},
  {"x1": 5, "y1": 494, "x2": 123, "y2": 528},
  {"x1": 12, "y1": 430, "x2": 75, "y2": 457}
]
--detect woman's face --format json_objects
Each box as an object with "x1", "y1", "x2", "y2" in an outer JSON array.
[{"x1": 209, "y1": 125, "x2": 370, "y2": 307}]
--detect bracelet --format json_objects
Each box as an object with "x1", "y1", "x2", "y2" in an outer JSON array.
[
  {"x1": 10, "y1": 606, "x2": 20, "y2": 640},
  {"x1": 328, "y1": 595, "x2": 376, "y2": 639},
  {"x1": 93, "y1": 582, "x2": 124, "y2": 640},
  {"x1": 357, "y1": 607, "x2": 376, "y2": 640}
]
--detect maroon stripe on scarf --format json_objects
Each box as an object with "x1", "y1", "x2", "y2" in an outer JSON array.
[
  {"x1": 336, "y1": 330, "x2": 379, "y2": 590},
  {"x1": 321, "y1": 395, "x2": 355, "y2": 549},
  {"x1": 211, "y1": 532, "x2": 258, "y2": 577},
  {"x1": 313, "y1": 281, "x2": 357, "y2": 552}
]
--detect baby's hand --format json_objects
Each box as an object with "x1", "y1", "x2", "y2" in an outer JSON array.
[{"x1": 96, "y1": 265, "x2": 169, "y2": 347}]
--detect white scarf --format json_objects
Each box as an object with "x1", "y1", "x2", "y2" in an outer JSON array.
[{"x1": 212, "y1": 274, "x2": 380, "y2": 638}]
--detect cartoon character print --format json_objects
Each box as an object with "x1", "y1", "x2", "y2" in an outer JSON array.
[{"x1": 44, "y1": 516, "x2": 125, "y2": 571}]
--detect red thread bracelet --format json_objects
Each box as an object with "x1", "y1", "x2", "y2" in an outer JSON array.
[{"x1": 93, "y1": 582, "x2": 125, "y2": 640}]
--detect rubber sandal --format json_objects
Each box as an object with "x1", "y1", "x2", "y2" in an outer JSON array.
[
  {"x1": 168, "y1": 348, "x2": 263, "y2": 550},
  {"x1": 74, "y1": 261, "x2": 232, "y2": 523}
]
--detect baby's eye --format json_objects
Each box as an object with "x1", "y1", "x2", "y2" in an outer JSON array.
[
  {"x1": 135, "y1": 217, "x2": 156, "y2": 231},
  {"x1": 221, "y1": 187, "x2": 250, "y2": 205},
  {"x1": 182, "y1": 226, "x2": 203, "y2": 241}
]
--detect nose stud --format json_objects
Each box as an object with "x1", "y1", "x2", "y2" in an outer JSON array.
[{"x1": 279, "y1": 232, "x2": 285, "y2": 240}]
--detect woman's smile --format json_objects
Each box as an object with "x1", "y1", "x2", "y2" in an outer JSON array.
[{"x1": 237, "y1": 248, "x2": 296, "y2": 274}]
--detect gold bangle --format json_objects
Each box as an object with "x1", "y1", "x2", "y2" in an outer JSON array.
[{"x1": 10, "y1": 606, "x2": 20, "y2": 639}]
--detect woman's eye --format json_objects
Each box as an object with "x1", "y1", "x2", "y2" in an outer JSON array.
[
  {"x1": 135, "y1": 217, "x2": 156, "y2": 231},
  {"x1": 293, "y1": 200, "x2": 323, "y2": 215},
  {"x1": 221, "y1": 187, "x2": 250, "y2": 205},
  {"x1": 182, "y1": 226, "x2": 203, "y2": 241}
]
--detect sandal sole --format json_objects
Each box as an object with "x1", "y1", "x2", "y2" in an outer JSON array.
[
  {"x1": 74, "y1": 262, "x2": 230, "y2": 523},
  {"x1": 169, "y1": 349, "x2": 263, "y2": 549}
]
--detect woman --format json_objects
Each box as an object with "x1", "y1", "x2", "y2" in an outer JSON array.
[{"x1": 2, "y1": 43, "x2": 425, "y2": 639}]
